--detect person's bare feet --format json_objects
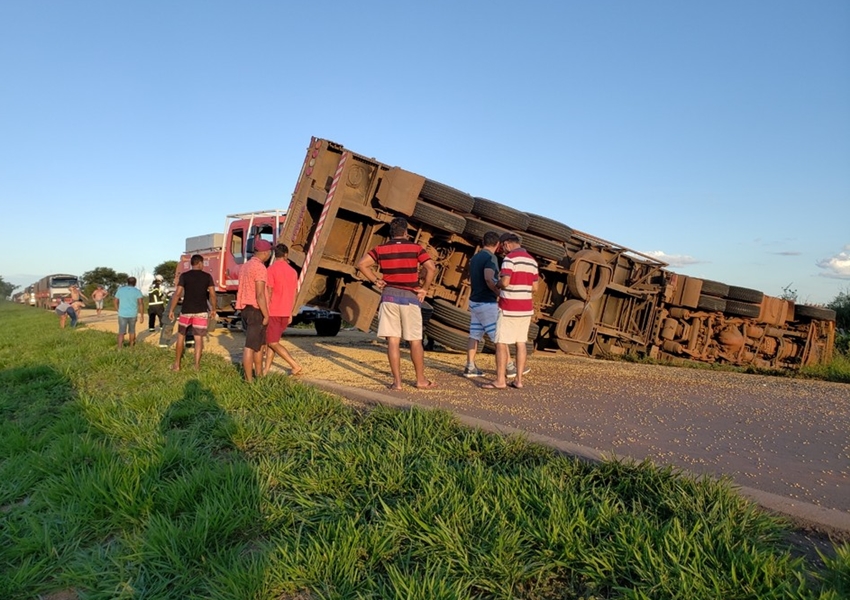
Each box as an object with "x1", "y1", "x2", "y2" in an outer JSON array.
[
  {"x1": 387, "y1": 383, "x2": 403, "y2": 390},
  {"x1": 415, "y1": 380, "x2": 437, "y2": 389},
  {"x1": 290, "y1": 366, "x2": 303, "y2": 376},
  {"x1": 170, "y1": 364, "x2": 180, "y2": 372}
]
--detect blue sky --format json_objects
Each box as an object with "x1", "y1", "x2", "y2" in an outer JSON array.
[{"x1": 2, "y1": 1, "x2": 848, "y2": 304}]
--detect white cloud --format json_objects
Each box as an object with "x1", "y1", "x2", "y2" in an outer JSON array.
[
  {"x1": 640, "y1": 250, "x2": 702, "y2": 268},
  {"x1": 816, "y1": 245, "x2": 850, "y2": 279}
]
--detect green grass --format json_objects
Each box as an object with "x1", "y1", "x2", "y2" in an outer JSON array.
[{"x1": 1, "y1": 302, "x2": 848, "y2": 599}]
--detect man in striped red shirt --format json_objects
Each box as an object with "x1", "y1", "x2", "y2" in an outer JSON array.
[
  {"x1": 357, "y1": 217, "x2": 437, "y2": 390},
  {"x1": 483, "y1": 232, "x2": 539, "y2": 390}
]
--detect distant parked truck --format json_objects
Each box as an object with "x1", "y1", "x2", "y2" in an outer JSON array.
[
  {"x1": 33, "y1": 274, "x2": 79, "y2": 310},
  {"x1": 274, "y1": 137, "x2": 835, "y2": 370},
  {"x1": 176, "y1": 211, "x2": 342, "y2": 335}
]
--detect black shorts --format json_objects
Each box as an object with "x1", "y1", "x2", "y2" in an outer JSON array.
[{"x1": 241, "y1": 306, "x2": 267, "y2": 352}]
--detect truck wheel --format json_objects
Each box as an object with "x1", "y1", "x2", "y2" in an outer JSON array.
[
  {"x1": 411, "y1": 201, "x2": 467, "y2": 234},
  {"x1": 699, "y1": 279, "x2": 729, "y2": 298},
  {"x1": 567, "y1": 250, "x2": 611, "y2": 301},
  {"x1": 432, "y1": 299, "x2": 471, "y2": 331},
  {"x1": 315, "y1": 315, "x2": 342, "y2": 337},
  {"x1": 724, "y1": 300, "x2": 761, "y2": 318},
  {"x1": 725, "y1": 286, "x2": 764, "y2": 304},
  {"x1": 552, "y1": 300, "x2": 594, "y2": 343},
  {"x1": 794, "y1": 304, "x2": 836, "y2": 322},
  {"x1": 425, "y1": 319, "x2": 469, "y2": 351},
  {"x1": 521, "y1": 232, "x2": 566, "y2": 262},
  {"x1": 525, "y1": 213, "x2": 574, "y2": 242},
  {"x1": 471, "y1": 197, "x2": 530, "y2": 231},
  {"x1": 419, "y1": 179, "x2": 475, "y2": 213},
  {"x1": 696, "y1": 295, "x2": 726, "y2": 312},
  {"x1": 463, "y1": 217, "x2": 508, "y2": 242}
]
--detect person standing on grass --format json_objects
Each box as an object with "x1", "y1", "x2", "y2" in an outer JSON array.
[
  {"x1": 55, "y1": 297, "x2": 78, "y2": 329},
  {"x1": 482, "y1": 232, "x2": 538, "y2": 390},
  {"x1": 114, "y1": 277, "x2": 145, "y2": 349},
  {"x1": 169, "y1": 254, "x2": 216, "y2": 371},
  {"x1": 356, "y1": 216, "x2": 437, "y2": 391},
  {"x1": 236, "y1": 238, "x2": 273, "y2": 382},
  {"x1": 263, "y1": 243, "x2": 303, "y2": 376},
  {"x1": 92, "y1": 285, "x2": 108, "y2": 317}
]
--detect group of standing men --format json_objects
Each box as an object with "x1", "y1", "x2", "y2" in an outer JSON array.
[
  {"x1": 355, "y1": 217, "x2": 539, "y2": 391},
  {"x1": 234, "y1": 239, "x2": 302, "y2": 382},
  {"x1": 55, "y1": 217, "x2": 539, "y2": 389}
]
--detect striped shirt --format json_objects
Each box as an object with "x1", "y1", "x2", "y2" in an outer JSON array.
[
  {"x1": 368, "y1": 238, "x2": 431, "y2": 292},
  {"x1": 498, "y1": 248, "x2": 538, "y2": 316}
]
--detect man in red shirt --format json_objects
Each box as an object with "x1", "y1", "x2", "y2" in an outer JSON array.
[
  {"x1": 263, "y1": 243, "x2": 303, "y2": 376},
  {"x1": 236, "y1": 238, "x2": 273, "y2": 382},
  {"x1": 483, "y1": 232, "x2": 539, "y2": 390},
  {"x1": 356, "y1": 217, "x2": 437, "y2": 390}
]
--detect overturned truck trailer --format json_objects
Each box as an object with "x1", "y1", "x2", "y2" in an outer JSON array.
[{"x1": 279, "y1": 137, "x2": 835, "y2": 370}]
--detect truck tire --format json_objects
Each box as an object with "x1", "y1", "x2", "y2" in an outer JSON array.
[
  {"x1": 411, "y1": 200, "x2": 467, "y2": 234},
  {"x1": 794, "y1": 304, "x2": 836, "y2": 322},
  {"x1": 464, "y1": 217, "x2": 508, "y2": 242},
  {"x1": 425, "y1": 319, "x2": 469, "y2": 352},
  {"x1": 471, "y1": 197, "x2": 530, "y2": 231},
  {"x1": 432, "y1": 299, "x2": 471, "y2": 331},
  {"x1": 725, "y1": 286, "x2": 764, "y2": 304},
  {"x1": 696, "y1": 295, "x2": 726, "y2": 312},
  {"x1": 525, "y1": 213, "x2": 574, "y2": 242},
  {"x1": 314, "y1": 315, "x2": 342, "y2": 337},
  {"x1": 419, "y1": 179, "x2": 474, "y2": 213},
  {"x1": 724, "y1": 300, "x2": 761, "y2": 318},
  {"x1": 521, "y1": 232, "x2": 566, "y2": 262},
  {"x1": 567, "y1": 250, "x2": 611, "y2": 301},
  {"x1": 552, "y1": 300, "x2": 594, "y2": 343},
  {"x1": 699, "y1": 279, "x2": 729, "y2": 298}
]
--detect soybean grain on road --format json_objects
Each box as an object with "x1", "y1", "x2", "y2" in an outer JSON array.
[{"x1": 81, "y1": 308, "x2": 850, "y2": 533}]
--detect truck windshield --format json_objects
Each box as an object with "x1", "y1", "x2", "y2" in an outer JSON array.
[{"x1": 51, "y1": 277, "x2": 79, "y2": 288}]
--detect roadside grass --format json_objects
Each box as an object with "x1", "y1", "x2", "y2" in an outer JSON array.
[{"x1": 1, "y1": 302, "x2": 848, "y2": 599}]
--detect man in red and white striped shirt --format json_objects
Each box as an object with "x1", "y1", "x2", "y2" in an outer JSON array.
[
  {"x1": 357, "y1": 217, "x2": 437, "y2": 390},
  {"x1": 484, "y1": 232, "x2": 538, "y2": 390}
]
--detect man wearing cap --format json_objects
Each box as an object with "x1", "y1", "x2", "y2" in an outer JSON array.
[
  {"x1": 482, "y1": 232, "x2": 538, "y2": 389},
  {"x1": 356, "y1": 216, "x2": 437, "y2": 390},
  {"x1": 147, "y1": 275, "x2": 167, "y2": 332},
  {"x1": 169, "y1": 254, "x2": 216, "y2": 371},
  {"x1": 236, "y1": 238, "x2": 273, "y2": 382}
]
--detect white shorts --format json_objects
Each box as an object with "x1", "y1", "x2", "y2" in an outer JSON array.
[
  {"x1": 377, "y1": 302, "x2": 423, "y2": 341},
  {"x1": 494, "y1": 313, "x2": 531, "y2": 345}
]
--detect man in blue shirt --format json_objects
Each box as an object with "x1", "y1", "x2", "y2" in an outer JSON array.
[{"x1": 114, "y1": 277, "x2": 145, "y2": 349}]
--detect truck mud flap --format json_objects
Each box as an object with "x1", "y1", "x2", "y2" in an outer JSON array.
[{"x1": 339, "y1": 282, "x2": 382, "y2": 332}]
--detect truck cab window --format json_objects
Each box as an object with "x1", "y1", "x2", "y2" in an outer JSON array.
[{"x1": 231, "y1": 229, "x2": 244, "y2": 264}]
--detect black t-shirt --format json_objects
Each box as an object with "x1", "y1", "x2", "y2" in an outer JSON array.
[{"x1": 178, "y1": 270, "x2": 215, "y2": 313}]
